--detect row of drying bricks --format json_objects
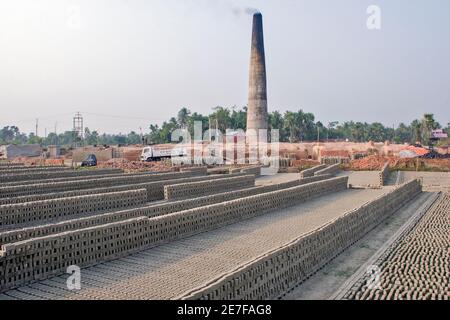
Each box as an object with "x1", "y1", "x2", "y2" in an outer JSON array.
[
  {"x1": 0, "y1": 168, "x2": 125, "y2": 184},
  {"x1": 0, "y1": 164, "x2": 333, "y2": 233},
  {"x1": 185, "y1": 179, "x2": 422, "y2": 300},
  {"x1": 0, "y1": 164, "x2": 333, "y2": 232},
  {"x1": 0, "y1": 173, "x2": 332, "y2": 245},
  {"x1": 0, "y1": 166, "x2": 209, "y2": 187},
  {"x1": 0, "y1": 175, "x2": 343, "y2": 292},
  {"x1": 0, "y1": 173, "x2": 256, "y2": 229},
  {"x1": 0, "y1": 168, "x2": 217, "y2": 204},
  {"x1": 346, "y1": 193, "x2": 449, "y2": 300},
  {"x1": 0, "y1": 167, "x2": 208, "y2": 195},
  {"x1": 299, "y1": 164, "x2": 341, "y2": 178}
]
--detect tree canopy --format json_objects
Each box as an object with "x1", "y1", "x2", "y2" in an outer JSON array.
[{"x1": 0, "y1": 110, "x2": 446, "y2": 147}]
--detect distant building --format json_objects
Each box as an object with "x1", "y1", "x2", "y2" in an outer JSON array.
[
  {"x1": 47, "y1": 145, "x2": 61, "y2": 158},
  {"x1": 0, "y1": 144, "x2": 42, "y2": 159},
  {"x1": 431, "y1": 129, "x2": 448, "y2": 139}
]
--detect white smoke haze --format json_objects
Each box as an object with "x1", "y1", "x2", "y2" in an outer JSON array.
[{"x1": 244, "y1": 7, "x2": 260, "y2": 15}]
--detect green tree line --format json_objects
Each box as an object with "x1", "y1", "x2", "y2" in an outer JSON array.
[
  {"x1": 1, "y1": 109, "x2": 447, "y2": 146},
  {"x1": 147, "y1": 107, "x2": 447, "y2": 145},
  {"x1": 0, "y1": 126, "x2": 142, "y2": 147}
]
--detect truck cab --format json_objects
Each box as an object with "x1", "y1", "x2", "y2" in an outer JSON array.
[{"x1": 141, "y1": 147, "x2": 153, "y2": 162}]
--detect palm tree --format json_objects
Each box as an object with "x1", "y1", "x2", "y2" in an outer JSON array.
[
  {"x1": 410, "y1": 119, "x2": 421, "y2": 144},
  {"x1": 351, "y1": 122, "x2": 365, "y2": 142},
  {"x1": 177, "y1": 108, "x2": 191, "y2": 129},
  {"x1": 421, "y1": 113, "x2": 440, "y2": 145},
  {"x1": 269, "y1": 111, "x2": 283, "y2": 130},
  {"x1": 295, "y1": 110, "x2": 306, "y2": 141},
  {"x1": 210, "y1": 106, "x2": 231, "y2": 133},
  {"x1": 283, "y1": 111, "x2": 297, "y2": 142},
  {"x1": 316, "y1": 121, "x2": 324, "y2": 141},
  {"x1": 368, "y1": 122, "x2": 385, "y2": 142},
  {"x1": 230, "y1": 106, "x2": 247, "y2": 130},
  {"x1": 293, "y1": 110, "x2": 316, "y2": 141},
  {"x1": 327, "y1": 121, "x2": 339, "y2": 140}
]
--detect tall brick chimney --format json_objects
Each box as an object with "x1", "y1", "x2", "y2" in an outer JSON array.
[{"x1": 247, "y1": 12, "x2": 268, "y2": 134}]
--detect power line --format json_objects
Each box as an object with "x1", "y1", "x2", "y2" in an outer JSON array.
[{"x1": 6, "y1": 112, "x2": 78, "y2": 123}]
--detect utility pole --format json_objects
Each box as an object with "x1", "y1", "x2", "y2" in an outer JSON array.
[
  {"x1": 208, "y1": 117, "x2": 211, "y2": 142},
  {"x1": 139, "y1": 127, "x2": 144, "y2": 146},
  {"x1": 35, "y1": 118, "x2": 39, "y2": 137},
  {"x1": 54, "y1": 122, "x2": 58, "y2": 145}
]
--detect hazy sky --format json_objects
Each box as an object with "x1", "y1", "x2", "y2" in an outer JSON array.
[{"x1": 1, "y1": 0, "x2": 449, "y2": 135}]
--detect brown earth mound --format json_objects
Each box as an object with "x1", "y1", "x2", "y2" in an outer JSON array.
[{"x1": 97, "y1": 158, "x2": 173, "y2": 173}]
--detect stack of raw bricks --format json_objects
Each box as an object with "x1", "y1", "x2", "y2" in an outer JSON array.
[
  {"x1": 184, "y1": 179, "x2": 422, "y2": 300},
  {"x1": 0, "y1": 174, "x2": 348, "y2": 291},
  {"x1": 299, "y1": 164, "x2": 327, "y2": 178},
  {"x1": 0, "y1": 163, "x2": 272, "y2": 291},
  {"x1": 344, "y1": 193, "x2": 448, "y2": 300},
  {"x1": 379, "y1": 162, "x2": 390, "y2": 186},
  {"x1": 0, "y1": 162, "x2": 423, "y2": 298},
  {"x1": 320, "y1": 150, "x2": 350, "y2": 165}
]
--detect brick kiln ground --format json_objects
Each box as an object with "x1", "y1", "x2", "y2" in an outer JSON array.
[
  {"x1": 0, "y1": 188, "x2": 385, "y2": 300},
  {"x1": 339, "y1": 193, "x2": 449, "y2": 300},
  {"x1": 282, "y1": 191, "x2": 438, "y2": 300}
]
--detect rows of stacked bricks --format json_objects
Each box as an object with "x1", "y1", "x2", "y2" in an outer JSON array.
[
  {"x1": 229, "y1": 165, "x2": 262, "y2": 177},
  {"x1": 379, "y1": 162, "x2": 390, "y2": 186},
  {"x1": 0, "y1": 174, "x2": 333, "y2": 246},
  {"x1": 0, "y1": 176, "x2": 347, "y2": 292},
  {"x1": 320, "y1": 150, "x2": 350, "y2": 165},
  {"x1": 346, "y1": 193, "x2": 449, "y2": 300},
  {"x1": 164, "y1": 175, "x2": 256, "y2": 200},
  {"x1": 0, "y1": 173, "x2": 245, "y2": 205},
  {"x1": 0, "y1": 189, "x2": 148, "y2": 229},
  {"x1": 0, "y1": 168, "x2": 123, "y2": 183},
  {"x1": 299, "y1": 164, "x2": 327, "y2": 178},
  {"x1": 183, "y1": 179, "x2": 422, "y2": 300},
  {"x1": 0, "y1": 166, "x2": 69, "y2": 174},
  {"x1": 314, "y1": 163, "x2": 341, "y2": 176},
  {"x1": 241, "y1": 166, "x2": 262, "y2": 176},
  {"x1": 0, "y1": 163, "x2": 25, "y2": 167},
  {"x1": 179, "y1": 166, "x2": 208, "y2": 175},
  {"x1": 0, "y1": 170, "x2": 205, "y2": 198},
  {"x1": 0, "y1": 169, "x2": 164, "y2": 188}
]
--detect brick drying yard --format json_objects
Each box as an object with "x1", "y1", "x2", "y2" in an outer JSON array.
[
  {"x1": 339, "y1": 193, "x2": 449, "y2": 300},
  {"x1": 0, "y1": 161, "x2": 448, "y2": 300}
]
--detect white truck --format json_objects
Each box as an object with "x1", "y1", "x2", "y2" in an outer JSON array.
[{"x1": 140, "y1": 145, "x2": 187, "y2": 162}]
